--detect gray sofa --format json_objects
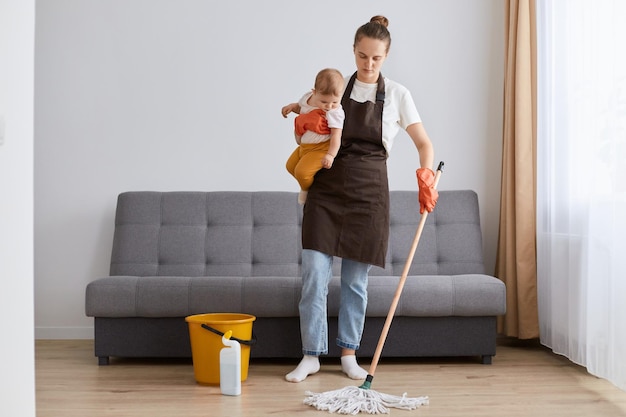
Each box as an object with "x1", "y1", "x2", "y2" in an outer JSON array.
[{"x1": 85, "y1": 190, "x2": 506, "y2": 366}]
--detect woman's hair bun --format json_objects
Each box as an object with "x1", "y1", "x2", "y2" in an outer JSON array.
[{"x1": 370, "y1": 15, "x2": 389, "y2": 28}]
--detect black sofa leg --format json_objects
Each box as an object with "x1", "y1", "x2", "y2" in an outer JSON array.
[
  {"x1": 481, "y1": 355, "x2": 493, "y2": 365},
  {"x1": 98, "y1": 356, "x2": 110, "y2": 366}
]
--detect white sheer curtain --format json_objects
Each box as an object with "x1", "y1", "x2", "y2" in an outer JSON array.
[{"x1": 536, "y1": 0, "x2": 626, "y2": 391}]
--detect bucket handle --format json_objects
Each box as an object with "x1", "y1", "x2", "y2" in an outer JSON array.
[{"x1": 200, "y1": 323, "x2": 257, "y2": 346}]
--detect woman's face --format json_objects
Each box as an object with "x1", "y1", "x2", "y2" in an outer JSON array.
[{"x1": 354, "y1": 36, "x2": 388, "y2": 83}]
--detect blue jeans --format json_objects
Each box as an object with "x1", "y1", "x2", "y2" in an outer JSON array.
[{"x1": 299, "y1": 249, "x2": 371, "y2": 356}]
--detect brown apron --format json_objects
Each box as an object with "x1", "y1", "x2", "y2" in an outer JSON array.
[{"x1": 302, "y1": 72, "x2": 389, "y2": 268}]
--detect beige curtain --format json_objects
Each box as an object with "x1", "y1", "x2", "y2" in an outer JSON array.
[{"x1": 495, "y1": 0, "x2": 538, "y2": 339}]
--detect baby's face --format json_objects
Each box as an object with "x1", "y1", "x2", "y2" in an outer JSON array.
[{"x1": 311, "y1": 92, "x2": 341, "y2": 112}]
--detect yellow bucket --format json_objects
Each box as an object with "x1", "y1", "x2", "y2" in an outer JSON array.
[{"x1": 185, "y1": 313, "x2": 256, "y2": 385}]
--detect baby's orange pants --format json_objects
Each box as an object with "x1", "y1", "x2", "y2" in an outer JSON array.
[{"x1": 285, "y1": 141, "x2": 330, "y2": 191}]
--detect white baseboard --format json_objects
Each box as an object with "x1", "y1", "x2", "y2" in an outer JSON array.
[{"x1": 35, "y1": 326, "x2": 93, "y2": 340}]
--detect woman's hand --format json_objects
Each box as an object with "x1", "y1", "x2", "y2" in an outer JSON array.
[{"x1": 416, "y1": 168, "x2": 438, "y2": 214}]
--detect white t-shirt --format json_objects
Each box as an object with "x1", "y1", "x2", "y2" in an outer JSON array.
[
  {"x1": 346, "y1": 76, "x2": 421, "y2": 154},
  {"x1": 297, "y1": 91, "x2": 345, "y2": 144}
]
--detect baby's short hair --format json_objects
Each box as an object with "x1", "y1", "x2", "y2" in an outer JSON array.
[{"x1": 314, "y1": 68, "x2": 344, "y2": 96}]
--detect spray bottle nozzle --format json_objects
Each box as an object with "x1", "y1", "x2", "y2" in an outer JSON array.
[{"x1": 222, "y1": 330, "x2": 238, "y2": 348}]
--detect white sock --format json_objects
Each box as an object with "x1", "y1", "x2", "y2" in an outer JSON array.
[
  {"x1": 298, "y1": 190, "x2": 308, "y2": 205},
  {"x1": 285, "y1": 355, "x2": 320, "y2": 383},
  {"x1": 341, "y1": 355, "x2": 368, "y2": 380}
]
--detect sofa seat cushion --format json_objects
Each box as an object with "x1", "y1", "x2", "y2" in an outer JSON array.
[
  {"x1": 366, "y1": 275, "x2": 505, "y2": 317},
  {"x1": 85, "y1": 274, "x2": 505, "y2": 319}
]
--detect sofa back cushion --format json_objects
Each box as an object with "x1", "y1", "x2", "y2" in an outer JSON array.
[
  {"x1": 110, "y1": 192, "x2": 302, "y2": 277},
  {"x1": 109, "y1": 190, "x2": 484, "y2": 277},
  {"x1": 377, "y1": 190, "x2": 485, "y2": 276}
]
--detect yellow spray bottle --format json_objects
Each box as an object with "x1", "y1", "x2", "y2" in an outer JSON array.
[{"x1": 220, "y1": 330, "x2": 241, "y2": 396}]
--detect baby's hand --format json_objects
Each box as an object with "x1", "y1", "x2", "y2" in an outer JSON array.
[
  {"x1": 281, "y1": 103, "x2": 299, "y2": 118},
  {"x1": 322, "y1": 153, "x2": 334, "y2": 169}
]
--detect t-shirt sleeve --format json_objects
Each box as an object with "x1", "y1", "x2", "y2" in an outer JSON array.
[
  {"x1": 398, "y1": 89, "x2": 421, "y2": 129},
  {"x1": 325, "y1": 106, "x2": 345, "y2": 129}
]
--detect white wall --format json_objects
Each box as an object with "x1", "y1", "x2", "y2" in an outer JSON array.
[
  {"x1": 0, "y1": 0, "x2": 36, "y2": 415},
  {"x1": 34, "y1": 0, "x2": 504, "y2": 339}
]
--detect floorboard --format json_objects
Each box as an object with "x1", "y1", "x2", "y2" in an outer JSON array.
[{"x1": 35, "y1": 338, "x2": 626, "y2": 416}]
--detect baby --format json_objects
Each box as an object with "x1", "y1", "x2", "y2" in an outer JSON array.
[{"x1": 282, "y1": 68, "x2": 344, "y2": 204}]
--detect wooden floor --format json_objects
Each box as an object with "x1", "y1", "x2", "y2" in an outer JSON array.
[{"x1": 36, "y1": 338, "x2": 626, "y2": 416}]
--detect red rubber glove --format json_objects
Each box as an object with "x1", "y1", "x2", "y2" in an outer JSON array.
[
  {"x1": 294, "y1": 109, "x2": 330, "y2": 136},
  {"x1": 416, "y1": 168, "x2": 438, "y2": 214}
]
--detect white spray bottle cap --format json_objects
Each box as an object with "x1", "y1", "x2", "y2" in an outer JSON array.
[{"x1": 222, "y1": 330, "x2": 238, "y2": 348}]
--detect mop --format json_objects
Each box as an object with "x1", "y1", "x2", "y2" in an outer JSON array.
[{"x1": 304, "y1": 161, "x2": 444, "y2": 415}]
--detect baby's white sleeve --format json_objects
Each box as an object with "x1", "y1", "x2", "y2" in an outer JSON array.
[{"x1": 325, "y1": 106, "x2": 345, "y2": 129}]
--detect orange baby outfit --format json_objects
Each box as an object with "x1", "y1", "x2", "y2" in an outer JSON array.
[{"x1": 294, "y1": 109, "x2": 331, "y2": 137}]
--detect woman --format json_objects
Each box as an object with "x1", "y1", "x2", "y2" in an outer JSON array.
[{"x1": 281, "y1": 15, "x2": 438, "y2": 383}]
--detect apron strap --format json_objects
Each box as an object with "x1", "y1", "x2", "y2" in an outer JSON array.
[{"x1": 376, "y1": 74, "x2": 385, "y2": 103}]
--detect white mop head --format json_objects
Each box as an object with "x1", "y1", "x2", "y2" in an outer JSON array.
[{"x1": 303, "y1": 386, "x2": 429, "y2": 414}]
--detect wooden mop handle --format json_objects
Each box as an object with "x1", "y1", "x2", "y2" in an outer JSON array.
[{"x1": 366, "y1": 161, "x2": 444, "y2": 378}]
